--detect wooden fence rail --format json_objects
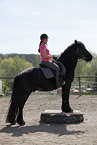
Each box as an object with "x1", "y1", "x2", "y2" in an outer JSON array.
[
  {"x1": 0, "y1": 76, "x2": 97, "y2": 95},
  {"x1": 75, "y1": 76, "x2": 97, "y2": 96},
  {"x1": 0, "y1": 77, "x2": 15, "y2": 79}
]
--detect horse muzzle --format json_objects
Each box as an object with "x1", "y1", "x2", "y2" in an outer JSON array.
[{"x1": 84, "y1": 54, "x2": 93, "y2": 62}]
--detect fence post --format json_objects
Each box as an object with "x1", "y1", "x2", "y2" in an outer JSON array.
[{"x1": 78, "y1": 77, "x2": 81, "y2": 96}]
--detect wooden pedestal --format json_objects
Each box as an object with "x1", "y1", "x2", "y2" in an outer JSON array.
[{"x1": 40, "y1": 110, "x2": 84, "y2": 124}]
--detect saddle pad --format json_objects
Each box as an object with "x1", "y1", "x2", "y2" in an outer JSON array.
[
  {"x1": 57, "y1": 61, "x2": 66, "y2": 75},
  {"x1": 40, "y1": 67, "x2": 54, "y2": 78}
]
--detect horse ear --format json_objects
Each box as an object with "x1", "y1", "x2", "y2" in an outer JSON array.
[{"x1": 74, "y1": 40, "x2": 78, "y2": 44}]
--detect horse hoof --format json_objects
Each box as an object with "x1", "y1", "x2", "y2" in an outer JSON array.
[
  {"x1": 66, "y1": 109, "x2": 73, "y2": 113},
  {"x1": 62, "y1": 108, "x2": 73, "y2": 113},
  {"x1": 17, "y1": 121, "x2": 25, "y2": 126},
  {"x1": 20, "y1": 121, "x2": 25, "y2": 126},
  {"x1": 10, "y1": 121, "x2": 16, "y2": 125}
]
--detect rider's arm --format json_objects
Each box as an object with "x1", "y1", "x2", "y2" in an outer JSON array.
[{"x1": 42, "y1": 49, "x2": 53, "y2": 59}]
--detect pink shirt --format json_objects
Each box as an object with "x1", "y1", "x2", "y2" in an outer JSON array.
[{"x1": 40, "y1": 43, "x2": 51, "y2": 61}]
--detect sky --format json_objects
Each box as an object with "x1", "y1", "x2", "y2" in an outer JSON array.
[{"x1": 0, "y1": 0, "x2": 97, "y2": 55}]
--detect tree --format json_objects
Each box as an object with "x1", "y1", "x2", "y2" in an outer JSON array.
[
  {"x1": 35, "y1": 55, "x2": 41, "y2": 67},
  {"x1": 0, "y1": 56, "x2": 33, "y2": 76},
  {"x1": 0, "y1": 56, "x2": 33, "y2": 95},
  {"x1": 90, "y1": 57, "x2": 97, "y2": 75},
  {"x1": 92, "y1": 73, "x2": 97, "y2": 91}
]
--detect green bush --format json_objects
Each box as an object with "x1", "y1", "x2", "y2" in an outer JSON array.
[{"x1": 2, "y1": 80, "x2": 10, "y2": 95}]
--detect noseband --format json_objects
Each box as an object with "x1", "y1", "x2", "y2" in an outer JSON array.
[{"x1": 76, "y1": 47, "x2": 86, "y2": 60}]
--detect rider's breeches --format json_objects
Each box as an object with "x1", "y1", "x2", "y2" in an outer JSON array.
[{"x1": 41, "y1": 61, "x2": 60, "y2": 87}]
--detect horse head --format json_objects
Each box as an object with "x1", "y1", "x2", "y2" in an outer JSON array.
[{"x1": 75, "y1": 40, "x2": 92, "y2": 62}]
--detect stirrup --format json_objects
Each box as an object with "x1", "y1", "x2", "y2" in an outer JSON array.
[{"x1": 59, "y1": 78, "x2": 65, "y2": 86}]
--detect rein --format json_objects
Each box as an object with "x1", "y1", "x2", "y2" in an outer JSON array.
[{"x1": 58, "y1": 44, "x2": 89, "y2": 63}]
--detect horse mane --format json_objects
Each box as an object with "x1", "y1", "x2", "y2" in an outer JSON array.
[{"x1": 59, "y1": 43, "x2": 75, "y2": 60}]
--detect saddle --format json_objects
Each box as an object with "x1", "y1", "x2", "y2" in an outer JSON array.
[{"x1": 39, "y1": 61, "x2": 66, "y2": 80}]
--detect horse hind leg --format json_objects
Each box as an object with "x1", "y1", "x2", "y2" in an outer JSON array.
[
  {"x1": 6, "y1": 101, "x2": 18, "y2": 125},
  {"x1": 17, "y1": 105, "x2": 25, "y2": 126},
  {"x1": 16, "y1": 93, "x2": 30, "y2": 126},
  {"x1": 6, "y1": 89, "x2": 20, "y2": 125},
  {"x1": 6, "y1": 76, "x2": 20, "y2": 125}
]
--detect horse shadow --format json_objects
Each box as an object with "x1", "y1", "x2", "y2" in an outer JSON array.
[{"x1": 0, "y1": 123, "x2": 84, "y2": 137}]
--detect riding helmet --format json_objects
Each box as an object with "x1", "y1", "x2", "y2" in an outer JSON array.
[{"x1": 40, "y1": 33, "x2": 48, "y2": 40}]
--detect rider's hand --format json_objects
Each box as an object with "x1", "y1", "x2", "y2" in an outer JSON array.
[{"x1": 53, "y1": 55, "x2": 58, "y2": 61}]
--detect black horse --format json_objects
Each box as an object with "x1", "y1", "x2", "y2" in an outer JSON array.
[{"x1": 6, "y1": 40, "x2": 92, "y2": 126}]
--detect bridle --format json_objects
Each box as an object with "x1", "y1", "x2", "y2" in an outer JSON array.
[
  {"x1": 58, "y1": 44, "x2": 86, "y2": 62},
  {"x1": 76, "y1": 47, "x2": 86, "y2": 61}
]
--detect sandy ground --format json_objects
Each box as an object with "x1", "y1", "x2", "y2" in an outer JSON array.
[{"x1": 0, "y1": 93, "x2": 97, "y2": 145}]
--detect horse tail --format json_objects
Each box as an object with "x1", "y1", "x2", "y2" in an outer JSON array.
[{"x1": 6, "y1": 75, "x2": 20, "y2": 124}]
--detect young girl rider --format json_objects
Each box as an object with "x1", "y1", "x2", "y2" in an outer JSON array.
[{"x1": 38, "y1": 33, "x2": 60, "y2": 88}]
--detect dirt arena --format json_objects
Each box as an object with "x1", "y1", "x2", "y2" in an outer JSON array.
[{"x1": 0, "y1": 93, "x2": 97, "y2": 145}]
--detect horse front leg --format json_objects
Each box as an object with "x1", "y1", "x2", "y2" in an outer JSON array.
[{"x1": 61, "y1": 82, "x2": 73, "y2": 113}]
